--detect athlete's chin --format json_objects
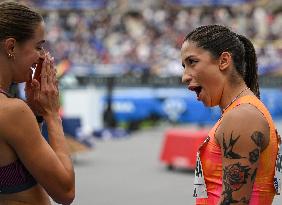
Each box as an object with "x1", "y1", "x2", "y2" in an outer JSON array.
[
  {"x1": 198, "y1": 94, "x2": 210, "y2": 107},
  {"x1": 201, "y1": 99, "x2": 216, "y2": 107}
]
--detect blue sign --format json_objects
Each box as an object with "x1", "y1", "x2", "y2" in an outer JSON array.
[{"x1": 102, "y1": 88, "x2": 282, "y2": 124}]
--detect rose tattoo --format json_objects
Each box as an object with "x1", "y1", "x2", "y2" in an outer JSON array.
[{"x1": 223, "y1": 162, "x2": 250, "y2": 191}]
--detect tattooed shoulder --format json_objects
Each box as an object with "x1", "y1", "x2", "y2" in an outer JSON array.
[
  {"x1": 222, "y1": 132, "x2": 245, "y2": 160},
  {"x1": 250, "y1": 131, "x2": 264, "y2": 149}
]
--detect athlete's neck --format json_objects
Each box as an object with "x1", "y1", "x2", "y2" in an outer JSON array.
[{"x1": 219, "y1": 83, "x2": 249, "y2": 111}]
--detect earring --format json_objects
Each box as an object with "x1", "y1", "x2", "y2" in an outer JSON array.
[{"x1": 8, "y1": 53, "x2": 15, "y2": 60}]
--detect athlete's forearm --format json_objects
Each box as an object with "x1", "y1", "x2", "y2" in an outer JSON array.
[{"x1": 44, "y1": 114, "x2": 74, "y2": 175}]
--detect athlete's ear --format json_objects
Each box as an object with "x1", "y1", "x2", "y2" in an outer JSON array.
[
  {"x1": 4, "y1": 38, "x2": 16, "y2": 56},
  {"x1": 218, "y1": 52, "x2": 232, "y2": 71}
]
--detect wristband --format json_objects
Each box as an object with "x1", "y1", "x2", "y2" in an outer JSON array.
[{"x1": 36, "y1": 115, "x2": 44, "y2": 123}]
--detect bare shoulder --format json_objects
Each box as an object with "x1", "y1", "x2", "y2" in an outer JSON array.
[
  {"x1": 224, "y1": 103, "x2": 268, "y2": 126},
  {"x1": 0, "y1": 98, "x2": 36, "y2": 139},
  {"x1": 0, "y1": 97, "x2": 30, "y2": 112},
  {"x1": 216, "y1": 103, "x2": 269, "y2": 151},
  {"x1": 0, "y1": 97, "x2": 32, "y2": 120}
]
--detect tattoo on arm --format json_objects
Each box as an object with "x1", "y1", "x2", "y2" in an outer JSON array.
[
  {"x1": 221, "y1": 163, "x2": 251, "y2": 205},
  {"x1": 251, "y1": 131, "x2": 263, "y2": 149},
  {"x1": 223, "y1": 163, "x2": 250, "y2": 191},
  {"x1": 223, "y1": 132, "x2": 245, "y2": 159},
  {"x1": 248, "y1": 131, "x2": 264, "y2": 164},
  {"x1": 249, "y1": 148, "x2": 260, "y2": 164},
  {"x1": 251, "y1": 168, "x2": 257, "y2": 182},
  {"x1": 220, "y1": 131, "x2": 264, "y2": 204}
]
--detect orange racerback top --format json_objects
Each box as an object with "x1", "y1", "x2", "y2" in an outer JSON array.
[{"x1": 196, "y1": 95, "x2": 279, "y2": 205}]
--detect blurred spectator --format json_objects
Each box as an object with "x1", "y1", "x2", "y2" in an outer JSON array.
[{"x1": 25, "y1": 0, "x2": 282, "y2": 77}]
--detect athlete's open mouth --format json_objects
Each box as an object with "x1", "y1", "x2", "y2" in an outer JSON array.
[{"x1": 189, "y1": 85, "x2": 202, "y2": 97}]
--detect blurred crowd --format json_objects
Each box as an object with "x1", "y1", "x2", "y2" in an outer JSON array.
[{"x1": 32, "y1": 1, "x2": 282, "y2": 76}]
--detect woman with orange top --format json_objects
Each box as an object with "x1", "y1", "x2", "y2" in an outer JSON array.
[{"x1": 181, "y1": 25, "x2": 281, "y2": 204}]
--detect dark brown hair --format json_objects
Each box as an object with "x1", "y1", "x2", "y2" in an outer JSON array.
[
  {"x1": 0, "y1": 1, "x2": 43, "y2": 43},
  {"x1": 184, "y1": 25, "x2": 260, "y2": 98}
]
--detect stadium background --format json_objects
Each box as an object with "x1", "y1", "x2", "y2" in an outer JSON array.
[{"x1": 9, "y1": 0, "x2": 282, "y2": 204}]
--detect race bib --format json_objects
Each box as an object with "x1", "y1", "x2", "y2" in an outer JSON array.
[
  {"x1": 274, "y1": 130, "x2": 282, "y2": 195},
  {"x1": 193, "y1": 152, "x2": 208, "y2": 198},
  {"x1": 274, "y1": 141, "x2": 282, "y2": 195}
]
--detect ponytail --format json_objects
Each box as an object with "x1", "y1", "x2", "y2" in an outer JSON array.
[{"x1": 237, "y1": 34, "x2": 260, "y2": 99}]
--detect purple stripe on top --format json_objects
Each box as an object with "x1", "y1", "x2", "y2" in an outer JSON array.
[{"x1": 0, "y1": 160, "x2": 31, "y2": 187}]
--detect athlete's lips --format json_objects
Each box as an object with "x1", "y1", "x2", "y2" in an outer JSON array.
[{"x1": 188, "y1": 85, "x2": 202, "y2": 97}]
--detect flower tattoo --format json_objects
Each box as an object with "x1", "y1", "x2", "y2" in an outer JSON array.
[
  {"x1": 249, "y1": 148, "x2": 260, "y2": 164},
  {"x1": 223, "y1": 163, "x2": 250, "y2": 191}
]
